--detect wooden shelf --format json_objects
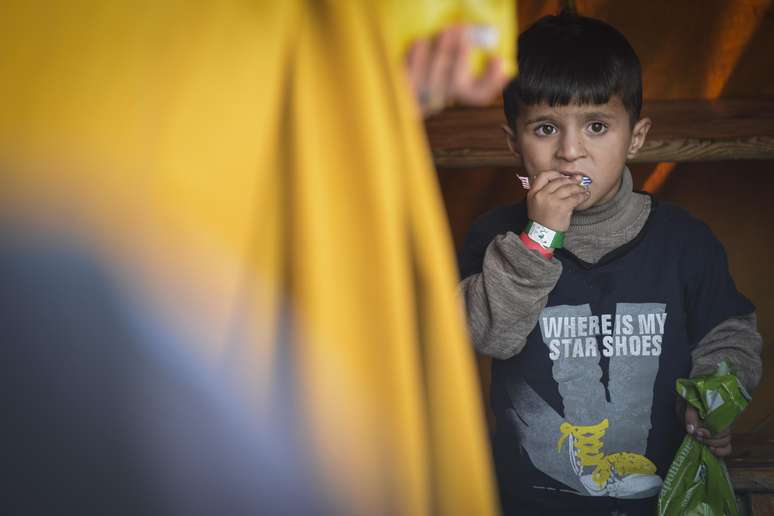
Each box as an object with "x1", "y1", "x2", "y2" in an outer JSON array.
[
  {"x1": 425, "y1": 99, "x2": 774, "y2": 167},
  {"x1": 730, "y1": 434, "x2": 774, "y2": 469}
]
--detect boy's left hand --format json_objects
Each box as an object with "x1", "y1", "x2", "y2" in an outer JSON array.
[{"x1": 680, "y1": 402, "x2": 734, "y2": 457}]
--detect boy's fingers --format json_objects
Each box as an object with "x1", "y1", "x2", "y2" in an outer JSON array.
[
  {"x1": 573, "y1": 189, "x2": 592, "y2": 205},
  {"x1": 684, "y1": 405, "x2": 700, "y2": 435},
  {"x1": 543, "y1": 175, "x2": 590, "y2": 195},
  {"x1": 687, "y1": 415, "x2": 734, "y2": 454},
  {"x1": 542, "y1": 177, "x2": 580, "y2": 194},
  {"x1": 702, "y1": 433, "x2": 732, "y2": 448},
  {"x1": 552, "y1": 183, "x2": 589, "y2": 199},
  {"x1": 710, "y1": 443, "x2": 733, "y2": 457},
  {"x1": 699, "y1": 425, "x2": 731, "y2": 444},
  {"x1": 529, "y1": 171, "x2": 566, "y2": 192}
]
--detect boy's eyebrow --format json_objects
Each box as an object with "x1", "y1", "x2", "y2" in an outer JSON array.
[
  {"x1": 523, "y1": 111, "x2": 616, "y2": 125},
  {"x1": 583, "y1": 111, "x2": 616, "y2": 120},
  {"x1": 523, "y1": 115, "x2": 556, "y2": 125}
]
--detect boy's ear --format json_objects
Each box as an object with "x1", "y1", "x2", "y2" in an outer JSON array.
[
  {"x1": 501, "y1": 124, "x2": 522, "y2": 160},
  {"x1": 627, "y1": 117, "x2": 652, "y2": 159}
]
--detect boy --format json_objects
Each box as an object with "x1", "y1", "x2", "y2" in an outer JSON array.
[{"x1": 458, "y1": 11, "x2": 763, "y2": 516}]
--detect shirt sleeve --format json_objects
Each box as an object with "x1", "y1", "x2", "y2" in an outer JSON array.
[
  {"x1": 460, "y1": 234, "x2": 563, "y2": 359},
  {"x1": 690, "y1": 313, "x2": 763, "y2": 392},
  {"x1": 681, "y1": 220, "x2": 756, "y2": 349}
]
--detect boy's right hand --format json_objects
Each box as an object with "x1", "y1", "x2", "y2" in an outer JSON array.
[
  {"x1": 526, "y1": 171, "x2": 590, "y2": 232},
  {"x1": 682, "y1": 402, "x2": 734, "y2": 457}
]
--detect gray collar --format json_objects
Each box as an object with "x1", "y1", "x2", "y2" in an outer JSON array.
[{"x1": 569, "y1": 167, "x2": 640, "y2": 235}]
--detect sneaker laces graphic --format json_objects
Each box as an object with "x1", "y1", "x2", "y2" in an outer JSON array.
[{"x1": 556, "y1": 419, "x2": 609, "y2": 477}]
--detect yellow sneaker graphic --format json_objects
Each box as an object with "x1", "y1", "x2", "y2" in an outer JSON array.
[
  {"x1": 557, "y1": 419, "x2": 609, "y2": 476},
  {"x1": 557, "y1": 419, "x2": 662, "y2": 499}
]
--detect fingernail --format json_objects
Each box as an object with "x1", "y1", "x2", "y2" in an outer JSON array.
[
  {"x1": 467, "y1": 25, "x2": 499, "y2": 49},
  {"x1": 580, "y1": 176, "x2": 592, "y2": 186},
  {"x1": 687, "y1": 423, "x2": 695, "y2": 434}
]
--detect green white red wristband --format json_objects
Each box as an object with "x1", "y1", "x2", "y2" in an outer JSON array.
[
  {"x1": 525, "y1": 220, "x2": 565, "y2": 249},
  {"x1": 519, "y1": 231, "x2": 554, "y2": 259}
]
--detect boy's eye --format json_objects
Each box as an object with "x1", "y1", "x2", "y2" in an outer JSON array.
[
  {"x1": 535, "y1": 124, "x2": 557, "y2": 136},
  {"x1": 588, "y1": 121, "x2": 608, "y2": 134}
]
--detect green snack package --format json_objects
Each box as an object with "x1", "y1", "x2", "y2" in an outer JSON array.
[{"x1": 657, "y1": 361, "x2": 751, "y2": 516}]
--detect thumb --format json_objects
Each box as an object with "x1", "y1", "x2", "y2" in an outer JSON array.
[{"x1": 684, "y1": 405, "x2": 700, "y2": 435}]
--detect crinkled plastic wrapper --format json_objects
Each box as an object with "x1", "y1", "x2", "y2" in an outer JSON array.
[{"x1": 657, "y1": 362, "x2": 751, "y2": 516}]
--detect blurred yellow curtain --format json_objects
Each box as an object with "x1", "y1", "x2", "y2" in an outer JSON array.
[{"x1": 0, "y1": 2, "x2": 510, "y2": 514}]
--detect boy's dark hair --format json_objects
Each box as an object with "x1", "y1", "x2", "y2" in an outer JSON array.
[{"x1": 503, "y1": 10, "x2": 643, "y2": 128}]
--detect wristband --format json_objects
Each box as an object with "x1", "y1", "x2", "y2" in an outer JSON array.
[
  {"x1": 520, "y1": 231, "x2": 554, "y2": 259},
  {"x1": 525, "y1": 220, "x2": 564, "y2": 249}
]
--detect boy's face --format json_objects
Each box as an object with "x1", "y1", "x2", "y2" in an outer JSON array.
[{"x1": 508, "y1": 95, "x2": 650, "y2": 210}]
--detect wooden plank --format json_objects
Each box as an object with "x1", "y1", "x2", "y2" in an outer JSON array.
[
  {"x1": 426, "y1": 99, "x2": 774, "y2": 167},
  {"x1": 635, "y1": 137, "x2": 774, "y2": 163},
  {"x1": 728, "y1": 434, "x2": 774, "y2": 495},
  {"x1": 729, "y1": 435, "x2": 774, "y2": 468},
  {"x1": 432, "y1": 148, "x2": 516, "y2": 168},
  {"x1": 750, "y1": 494, "x2": 774, "y2": 516},
  {"x1": 730, "y1": 469, "x2": 774, "y2": 492},
  {"x1": 432, "y1": 138, "x2": 774, "y2": 166}
]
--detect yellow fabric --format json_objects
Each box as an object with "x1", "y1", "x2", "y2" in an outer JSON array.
[{"x1": 0, "y1": 2, "x2": 511, "y2": 514}]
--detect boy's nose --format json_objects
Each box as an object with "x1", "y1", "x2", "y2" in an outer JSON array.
[{"x1": 556, "y1": 132, "x2": 587, "y2": 162}]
